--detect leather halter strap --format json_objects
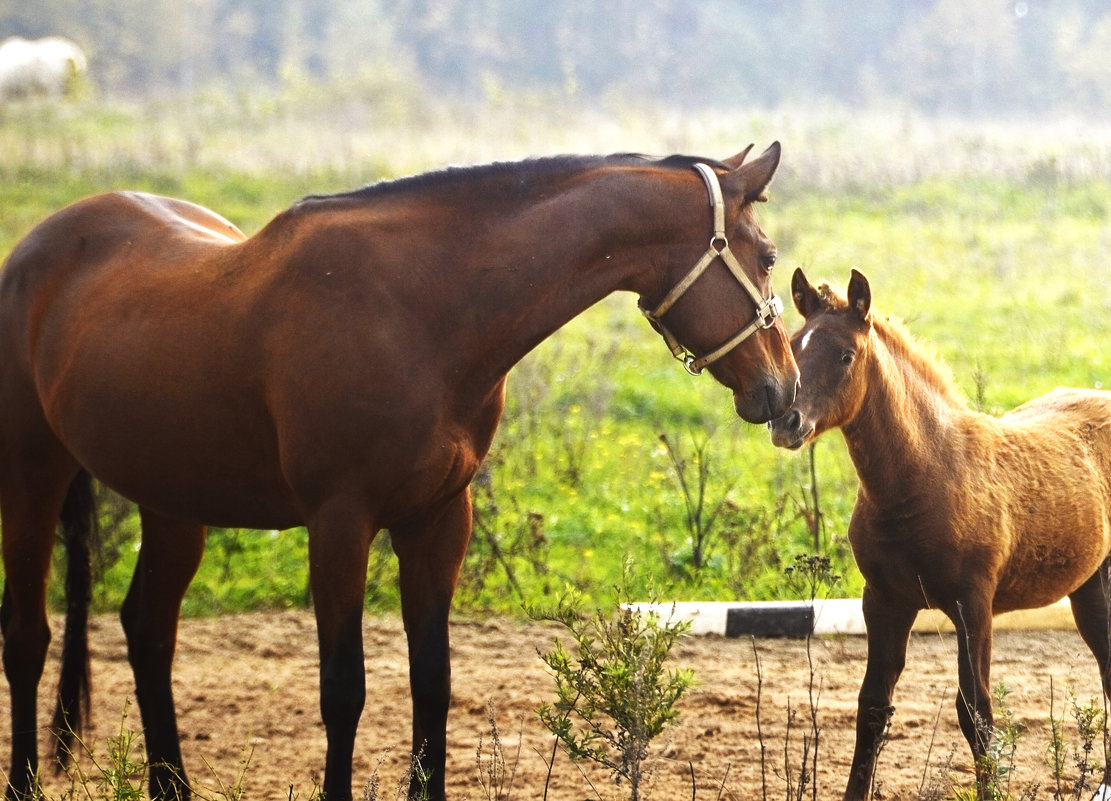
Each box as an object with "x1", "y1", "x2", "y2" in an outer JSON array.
[{"x1": 640, "y1": 162, "x2": 783, "y2": 376}]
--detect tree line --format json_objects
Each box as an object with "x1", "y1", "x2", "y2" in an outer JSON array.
[{"x1": 2, "y1": 0, "x2": 1110, "y2": 118}]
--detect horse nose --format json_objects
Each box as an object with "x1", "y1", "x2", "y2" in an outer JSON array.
[
  {"x1": 735, "y1": 375, "x2": 795, "y2": 424},
  {"x1": 765, "y1": 377, "x2": 797, "y2": 421}
]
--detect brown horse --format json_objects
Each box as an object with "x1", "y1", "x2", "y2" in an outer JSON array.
[
  {"x1": 768, "y1": 268, "x2": 1111, "y2": 800},
  {"x1": 0, "y1": 145, "x2": 799, "y2": 801}
]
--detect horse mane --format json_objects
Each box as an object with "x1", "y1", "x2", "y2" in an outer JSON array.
[
  {"x1": 818, "y1": 282, "x2": 969, "y2": 409},
  {"x1": 297, "y1": 153, "x2": 728, "y2": 206}
]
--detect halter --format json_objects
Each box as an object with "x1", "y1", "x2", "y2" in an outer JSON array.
[{"x1": 640, "y1": 162, "x2": 784, "y2": 376}]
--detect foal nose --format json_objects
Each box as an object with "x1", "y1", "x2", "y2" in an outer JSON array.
[
  {"x1": 771, "y1": 408, "x2": 802, "y2": 433},
  {"x1": 767, "y1": 407, "x2": 811, "y2": 450}
]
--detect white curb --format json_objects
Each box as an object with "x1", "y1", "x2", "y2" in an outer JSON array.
[{"x1": 627, "y1": 597, "x2": 1075, "y2": 638}]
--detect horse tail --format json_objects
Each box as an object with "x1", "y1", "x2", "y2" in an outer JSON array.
[{"x1": 51, "y1": 469, "x2": 96, "y2": 764}]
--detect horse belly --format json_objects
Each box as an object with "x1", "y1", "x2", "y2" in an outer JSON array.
[
  {"x1": 56, "y1": 391, "x2": 300, "y2": 529},
  {"x1": 33, "y1": 316, "x2": 299, "y2": 528}
]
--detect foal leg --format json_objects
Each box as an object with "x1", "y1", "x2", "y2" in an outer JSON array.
[
  {"x1": 844, "y1": 586, "x2": 917, "y2": 801},
  {"x1": 1069, "y1": 560, "x2": 1111, "y2": 789},
  {"x1": 951, "y1": 597, "x2": 996, "y2": 792},
  {"x1": 0, "y1": 458, "x2": 76, "y2": 798},
  {"x1": 391, "y1": 491, "x2": 473, "y2": 801},
  {"x1": 120, "y1": 507, "x2": 207, "y2": 800}
]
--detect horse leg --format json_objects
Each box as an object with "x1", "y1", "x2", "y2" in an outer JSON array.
[
  {"x1": 0, "y1": 458, "x2": 77, "y2": 798},
  {"x1": 1069, "y1": 559, "x2": 1111, "y2": 789},
  {"x1": 844, "y1": 586, "x2": 917, "y2": 801},
  {"x1": 120, "y1": 507, "x2": 207, "y2": 800},
  {"x1": 390, "y1": 491, "x2": 473, "y2": 801},
  {"x1": 951, "y1": 596, "x2": 995, "y2": 793},
  {"x1": 306, "y1": 497, "x2": 377, "y2": 801}
]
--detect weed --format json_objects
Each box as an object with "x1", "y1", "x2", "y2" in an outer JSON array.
[
  {"x1": 751, "y1": 555, "x2": 841, "y2": 801},
  {"x1": 918, "y1": 742, "x2": 959, "y2": 801},
  {"x1": 1046, "y1": 684, "x2": 1107, "y2": 801},
  {"x1": 199, "y1": 743, "x2": 254, "y2": 801},
  {"x1": 359, "y1": 743, "x2": 431, "y2": 801},
  {"x1": 752, "y1": 637, "x2": 770, "y2": 801},
  {"x1": 475, "y1": 702, "x2": 521, "y2": 801},
  {"x1": 57, "y1": 700, "x2": 147, "y2": 801},
  {"x1": 657, "y1": 430, "x2": 737, "y2": 575},
  {"x1": 533, "y1": 570, "x2": 693, "y2": 801},
  {"x1": 792, "y1": 555, "x2": 839, "y2": 801},
  {"x1": 956, "y1": 683, "x2": 1026, "y2": 801}
]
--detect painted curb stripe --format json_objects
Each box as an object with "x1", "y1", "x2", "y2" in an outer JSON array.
[
  {"x1": 627, "y1": 598, "x2": 1074, "y2": 638},
  {"x1": 725, "y1": 604, "x2": 813, "y2": 638}
]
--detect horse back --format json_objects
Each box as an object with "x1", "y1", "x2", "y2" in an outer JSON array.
[
  {"x1": 0, "y1": 191, "x2": 494, "y2": 529},
  {"x1": 0, "y1": 190, "x2": 250, "y2": 415},
  {"x1": 0, "y1": 191, "x2": 244, "y2": 314},
  {"x1": 0, "y1": 192, "x2": 294, "y2": 524}
]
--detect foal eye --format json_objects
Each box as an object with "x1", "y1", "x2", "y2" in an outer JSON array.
[{"x1": 839, "y1": 349, "x2": 854, "y2": 366}]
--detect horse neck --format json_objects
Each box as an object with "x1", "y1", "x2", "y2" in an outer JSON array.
[
  {"x1": 448, "y1": 168, "x2": 704, "y2": 377},
  {"x1": 840, "y1": 322, "x2": 968, "y2": 510}
]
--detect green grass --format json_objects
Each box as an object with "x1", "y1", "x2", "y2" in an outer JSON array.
[{"x1": 4, "y1": 93, "x2": 1110, "y2": 617}]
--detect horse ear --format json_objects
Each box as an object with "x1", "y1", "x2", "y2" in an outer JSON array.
[
  {"x1": 729, "y1": 141, "x2": 781, "y2": 203},
  {"x1": 721, "y1": 144, "x2": 755, "y2": 169},
  {"x1": 791, "y1": 268, "x2": 824, "y2": 318},
  {"x1": 847, "y1": 268, "x2": 872, "y2": 321}
]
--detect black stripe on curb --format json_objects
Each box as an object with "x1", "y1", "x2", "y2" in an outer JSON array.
[{"x1": 726, "y1": 604, "x2": 815, "y2": 639}]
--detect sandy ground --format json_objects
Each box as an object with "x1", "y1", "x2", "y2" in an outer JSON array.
[{"x1": 4, "y1": 611, "x2": 1108, "y2": 800}]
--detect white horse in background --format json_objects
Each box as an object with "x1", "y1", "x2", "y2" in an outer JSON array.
[{"x1": 0, "y1": 36, "x2": 87, "y2": 100}]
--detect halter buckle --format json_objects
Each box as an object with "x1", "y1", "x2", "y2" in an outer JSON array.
[{"x1": 756, "y1": 295, "x2": 783, "y2": 329}]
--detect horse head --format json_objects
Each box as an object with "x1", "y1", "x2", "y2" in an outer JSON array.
[
  {"x1": 639, "y1": 143, "x2": 799, "y2": 423},
  {"x1": 768, "y1": 267, "x2": 874, "y2": 448}
]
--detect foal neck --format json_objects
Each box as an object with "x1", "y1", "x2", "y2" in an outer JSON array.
[{"x1": 843, "y1": 318, "x2": 969, "y2": 504}]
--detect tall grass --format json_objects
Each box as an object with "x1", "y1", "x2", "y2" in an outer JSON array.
[{"x1": 3, "y1": 90, "x2": 1111, "y2": 616}]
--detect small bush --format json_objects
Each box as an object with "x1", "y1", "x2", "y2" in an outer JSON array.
[{"x1": 532, "y1": 574, "x2": 693, "y2": 801}]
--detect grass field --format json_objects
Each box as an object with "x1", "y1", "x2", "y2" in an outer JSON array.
[{"x1": 3, "y1": 92, "x2": 1110, "y2": 617}]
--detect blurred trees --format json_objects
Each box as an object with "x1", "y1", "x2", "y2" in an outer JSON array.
[{"x1": 1, "y1": 0, "x2": 1110, "y2": 118}]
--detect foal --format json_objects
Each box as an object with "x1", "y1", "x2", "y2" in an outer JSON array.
[{"x1": 769, "y1": 268, "x2": 1111, "y2": 800}]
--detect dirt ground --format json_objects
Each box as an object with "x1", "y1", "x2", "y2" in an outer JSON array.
[{"x1": 6, "y1": 611, "x2": 1108, "y2": 800}]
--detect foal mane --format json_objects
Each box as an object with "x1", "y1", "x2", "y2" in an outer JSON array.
[{"x1": 820, "y1": 282, "x2": 968, "y2": 409}]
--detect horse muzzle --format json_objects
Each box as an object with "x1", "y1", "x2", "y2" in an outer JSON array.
[
  {"x1": 734, "y1": 375, "x2": 798, "y2": 424},
  {"x1": 767, "y1": 408, "x2": 814, "y2": 450}
]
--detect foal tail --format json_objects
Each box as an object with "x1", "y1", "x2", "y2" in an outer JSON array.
[{"x1": 51, "y1": 469, "x2": 96, "y2": 765}]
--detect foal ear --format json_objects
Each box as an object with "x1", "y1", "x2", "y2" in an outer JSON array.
[
  {"x1": 847, "y1": 268, "x2": 872, "y2": 321},
  {"x1": 791, "y1": 268, "x2": 824, "y2": 318},
  {"x1": 729, "y1": 141, "x2": 781, "y2": 204}
]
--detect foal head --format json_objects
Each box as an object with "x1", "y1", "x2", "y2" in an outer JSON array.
[{"x1": 768, "y1": 268, "x2": 874, "y2": 450}]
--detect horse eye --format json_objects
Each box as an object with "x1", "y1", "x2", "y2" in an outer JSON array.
[
  {"x1": 761, "y1": 252, "x2": 777, "y2": 271},
  {"x1": 840, "y1": 349, "x2": 854, "y2": 366}
]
